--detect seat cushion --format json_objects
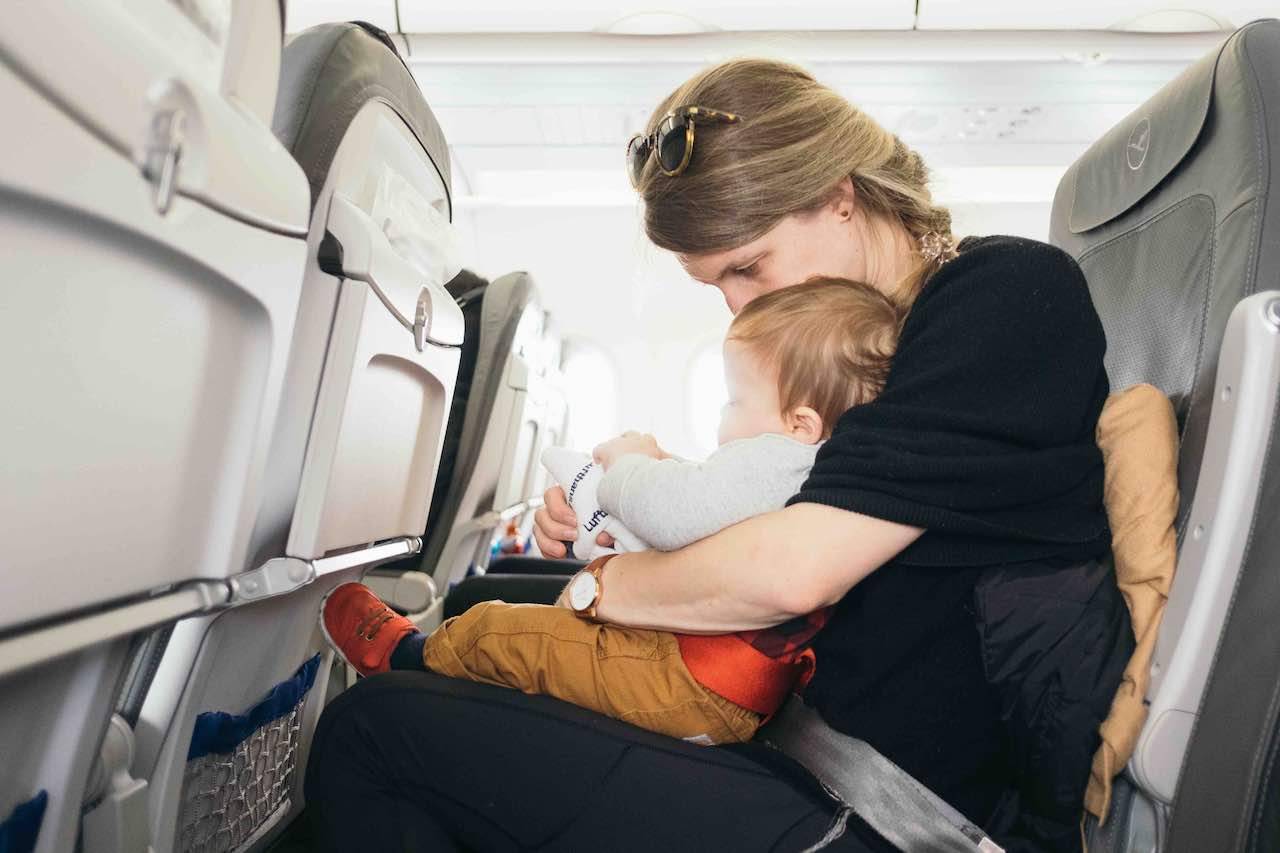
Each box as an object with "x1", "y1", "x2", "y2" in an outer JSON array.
[{"x1": 443, "y1": 574, "x2": 569, "y2": 620}]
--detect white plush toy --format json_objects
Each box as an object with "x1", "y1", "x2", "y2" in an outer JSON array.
[{"x1": 540, "y1": 447, "x2": 648, "y2": 561}]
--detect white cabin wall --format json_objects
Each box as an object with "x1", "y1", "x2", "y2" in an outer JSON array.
[{"x1": 455, "y1": 204, "x2": 729, "y2": 458}]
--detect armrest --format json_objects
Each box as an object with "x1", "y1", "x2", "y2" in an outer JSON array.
[
  {"x1": 443, "y1": 574, "x2": 569, "y2": 620},
  {"x1": 487, "y1": 555, "x2": 586, "y2": 576}
]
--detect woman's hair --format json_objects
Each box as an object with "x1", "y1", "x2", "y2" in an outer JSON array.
[
  {"x1": 636, "y1": 58, "x2": 952, "y2": 304},
  {"x1": 728, "y1": 277, "x2": 905, "y2": 436}
]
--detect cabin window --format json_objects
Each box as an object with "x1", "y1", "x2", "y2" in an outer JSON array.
[
  {"x1": 686, "y1": 341, "x2": 728, "y2": 458},
  {"x1": 561, "y1": 340, "x2": 620, "y2": 451}
]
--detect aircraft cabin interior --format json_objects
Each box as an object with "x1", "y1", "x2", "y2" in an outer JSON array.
[{"x1": 2, "y1": 2, "x2": 1279, "y2": 852}]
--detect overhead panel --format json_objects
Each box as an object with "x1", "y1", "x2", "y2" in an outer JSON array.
[
  {"x1": 916, "y1": 1, "x2": 1272, "y2": 31},
  {"x1": 397, "y1": 1, "x2": 916, "y2": 34},
  {"x1": 286, "y1": 0, "x2": 397, "y2": 34}
]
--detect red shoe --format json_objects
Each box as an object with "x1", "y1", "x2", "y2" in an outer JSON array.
[{"x1": 319, "y1": 582, "x2": 418, "y2": 677}]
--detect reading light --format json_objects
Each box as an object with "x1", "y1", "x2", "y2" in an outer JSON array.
[{"x1": 600, "y1": 11, "x2": 713, "y2": 35}]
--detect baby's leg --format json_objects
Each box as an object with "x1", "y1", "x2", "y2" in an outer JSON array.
[{"x1": 422, "y1": 601, "x2": 761, "y2": 745}]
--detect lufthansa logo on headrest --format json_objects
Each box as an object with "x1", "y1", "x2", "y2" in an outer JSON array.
[{"x1": 1127, "y1": 118, "x2": 1151, "y2": 171}]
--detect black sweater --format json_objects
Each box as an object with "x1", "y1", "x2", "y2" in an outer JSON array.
[{"x1": 790, "y1": 235, "x2": 1113, "y2": 845}]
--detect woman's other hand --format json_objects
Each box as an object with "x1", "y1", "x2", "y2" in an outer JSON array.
[
  {"x1": 533, "y1": 486, "x2": 619, "y2": 558},
  {"x1": 593, "y1": 431, "x2": 667, "y2": 471},
  {"x1": 533, "y1": 486, "x2": 578, "y2": 558}
]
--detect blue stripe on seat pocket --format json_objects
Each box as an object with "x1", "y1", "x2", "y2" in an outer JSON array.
[
  {"x1": 0, "y1": 790, "x2": 48, "y2": 853},
  {"x1": 187, "y1": 654, "x2": 321, "y2": 761}
]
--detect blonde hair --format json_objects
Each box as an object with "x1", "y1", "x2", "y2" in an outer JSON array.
[
  {"x1": 728, "y1": 278, "x2": 905, "y2": 436},
  {"x1": 636, "y1": 58, "x2": 953, "y2": 304}
]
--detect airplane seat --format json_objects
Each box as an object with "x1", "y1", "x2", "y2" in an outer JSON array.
[
  {"x1": 426, "y1": 270, "x2": 491, "y2": 549},
  {"x1": 375, "y1": 271, "x2": 553, "y2": 633},
  {"x1": 1049, "y1": 18, "x2": 1280, "y2": 851},
  {"x1": 487, "y1": 555, "x2": 586, "y2": 576},
  {"x1": 129, "y1": 22, "x2": 464, "y2": 852},
  {"x1": 366, "y1": 268, "x2": 487, "y2": 610},
  {"x1": 0, "y1": 3, "x2": 308, "y2": 852}
]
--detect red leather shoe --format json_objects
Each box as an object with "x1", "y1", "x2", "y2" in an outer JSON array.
[{"x1": 319, "y1": 582, "x2": 418, "y2": 677}]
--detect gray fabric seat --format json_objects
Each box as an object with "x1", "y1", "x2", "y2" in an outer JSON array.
[{"x1": 1050, "y1": 18, "x2": 1280, "y2": 852}]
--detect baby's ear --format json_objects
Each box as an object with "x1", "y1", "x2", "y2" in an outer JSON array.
[{"x1": 786, "y1": 406, "x2": 825, "y2": 445}]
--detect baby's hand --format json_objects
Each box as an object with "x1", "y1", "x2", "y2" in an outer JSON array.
[{"x1": 592, "y1": 431, "x2": 667, "y2": 470}]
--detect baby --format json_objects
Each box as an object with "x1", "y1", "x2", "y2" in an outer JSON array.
[{"x1": 321, "y1": 277, "x2": 904, "y2": 744}]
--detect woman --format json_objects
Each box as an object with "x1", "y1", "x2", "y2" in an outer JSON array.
[{"x1": 305, "y1": 59, "x2": 1126, "y2": 852}]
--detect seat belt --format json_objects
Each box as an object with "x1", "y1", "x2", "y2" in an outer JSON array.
[{"x1": 758, "y1": 696, "x2": 1005, "y2": 853}]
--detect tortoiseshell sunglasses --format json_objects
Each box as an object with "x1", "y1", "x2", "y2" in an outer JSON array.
[{"x1": 626, "y1": 106, "x2": 743, "y2": 187}]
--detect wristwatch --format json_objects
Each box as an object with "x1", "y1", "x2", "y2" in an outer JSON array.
[{"x1": 567, "y1": 554, "x2": 616, "y2": 621}]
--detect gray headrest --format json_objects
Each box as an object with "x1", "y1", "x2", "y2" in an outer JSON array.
[
  {"x1": 1065, "y1": 43, "x2": 1217, "y2": 234},
  {"x1": 453, "y1": 271, "x2": 537, "y2": 491},
  {"x1": 272, "y1": 22, "x2": 451, "y2": 217}
]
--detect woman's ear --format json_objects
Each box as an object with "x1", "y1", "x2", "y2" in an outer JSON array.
[
  {"x1": 786, "y1": 406, "x2": 825, "y2": 445},
  {"x1": 831, "y1": 176, "x2": 856, "y2": 222}
]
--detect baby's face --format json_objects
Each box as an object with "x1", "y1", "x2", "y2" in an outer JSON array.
[{"x1": 717, "y1": 341, "x2": 791, "y2": 445}]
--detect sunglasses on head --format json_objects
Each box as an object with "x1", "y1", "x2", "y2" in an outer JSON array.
[{"x1": 626, "y1": 106, "x2": 743, "y2": 187}]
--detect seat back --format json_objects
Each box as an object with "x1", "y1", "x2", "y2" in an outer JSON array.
[
  {"x1": 0, "y1": 3, "x2": 305, "y2": 852},
  {"x1": 1049, "y1": 18, "x2": 1280, "y2": 849},
  {"x1": 407, "y1": 271, "x2": 557, "y2": 600},
  {"x1": 423, "y1": 270, "x2": 490, "y2": 549},
  {"x1": 130, "y1": 22, "x2": 464, "y2": 852}
]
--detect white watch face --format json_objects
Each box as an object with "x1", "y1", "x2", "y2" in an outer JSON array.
[{"x1": 568, "y1": 572, "x2": 597, "y2": 611}]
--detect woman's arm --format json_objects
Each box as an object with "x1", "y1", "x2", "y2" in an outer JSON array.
[{"x1": 589, "y1": 502, "x2": 922, "y2": 633}]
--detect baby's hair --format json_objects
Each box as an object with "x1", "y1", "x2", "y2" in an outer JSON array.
[{"x1": 727, "y1": 278, "x2": 905, "y2": 437}]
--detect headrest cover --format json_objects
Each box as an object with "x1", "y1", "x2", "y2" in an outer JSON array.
[
  {"x1": 1067, "y1": 42, "x2": 1221, "y2": 234},
  {"x1": 273, "y1": 22, "x2": 452, "y2": 216}
]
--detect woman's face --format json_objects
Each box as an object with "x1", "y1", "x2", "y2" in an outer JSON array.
[{"x1": 677, "y1": 192, "x2": 867, "y2": 315}]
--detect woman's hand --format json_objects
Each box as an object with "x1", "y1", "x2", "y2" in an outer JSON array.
[
  {"x1": 534, "y1": 431, "x2": 665, "y2": 556},
  {"x1": 593, "y1": 431, "x2": 668, "y2": 471},
  {"x1": 532, "y1": 485, "x2": 615, "y2": 558}
]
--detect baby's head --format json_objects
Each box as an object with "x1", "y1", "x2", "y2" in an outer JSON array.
[{"x1": 719, "y1": 277, "x2": 904, "y2": 446}]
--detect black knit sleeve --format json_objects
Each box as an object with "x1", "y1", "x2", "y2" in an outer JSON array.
[{"x1": 790, "y1": 235, "x2": 1112, "y2": 566}]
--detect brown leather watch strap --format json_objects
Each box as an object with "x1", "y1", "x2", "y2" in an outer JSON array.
[{"x1": 577, "y1": 553, "x2": 617, "y2": 621}]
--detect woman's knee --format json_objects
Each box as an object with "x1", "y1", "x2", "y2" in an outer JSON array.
[{"x1": 306, "y1": 672, "x2": 443, "y2": 793}]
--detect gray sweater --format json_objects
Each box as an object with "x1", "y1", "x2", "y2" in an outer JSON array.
[{"x1": 595, "y1": 434, "x2": 820, "y2": 552}]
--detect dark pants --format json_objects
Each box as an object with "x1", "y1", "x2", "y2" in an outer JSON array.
[{"x1": 304, "y1": 670, "x2": 882, "y2": 851}]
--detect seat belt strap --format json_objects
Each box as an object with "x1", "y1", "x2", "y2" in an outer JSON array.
[{"x1": 758, "y1": 696, "x2": 1005, "y2": 853}]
